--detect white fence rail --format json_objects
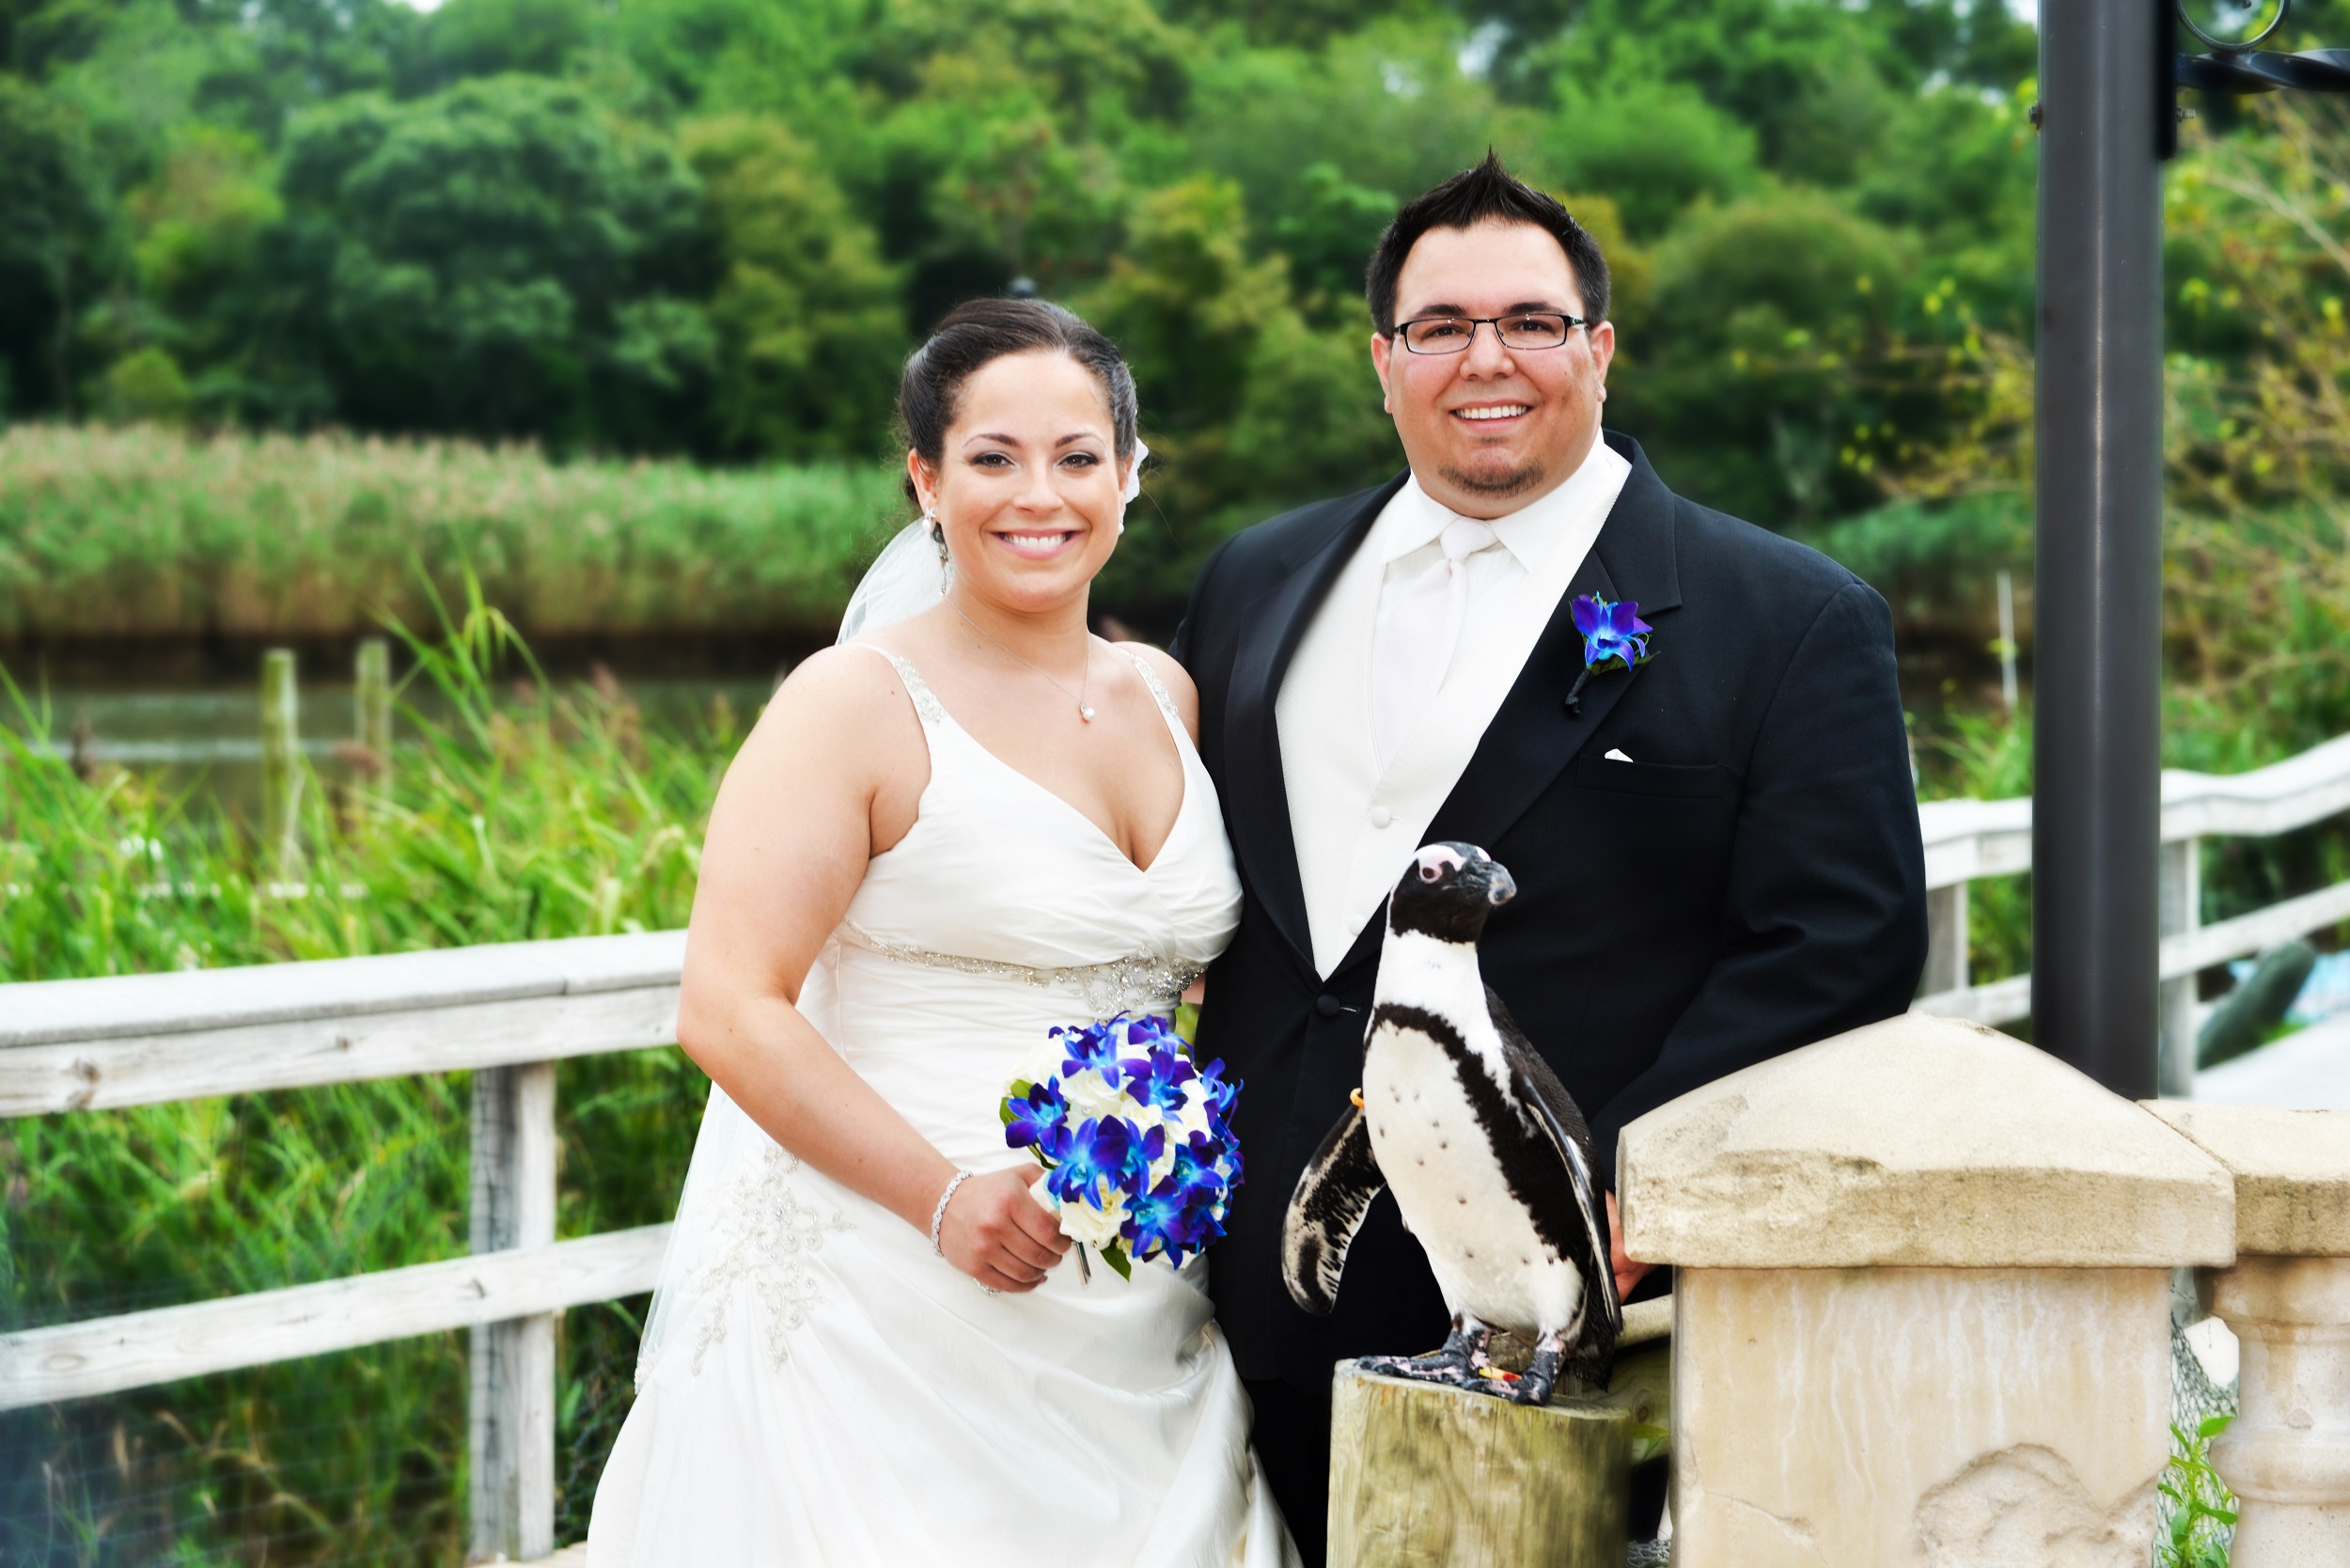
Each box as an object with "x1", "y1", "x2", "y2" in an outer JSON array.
[
  {"x1": 1914, "y1": 731, "x2": 2350, "y2": 1092},
  {"x1": 7, "y1": 737, "x2": 2350, "y2": 1557},
  {"x1": 0, "y1": 929, "x2": 686, "y2": 1563}
]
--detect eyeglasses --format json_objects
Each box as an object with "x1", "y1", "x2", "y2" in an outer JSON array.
[{"x1": 1392, "y1": 313, "x2": 1587, "y2": 354}]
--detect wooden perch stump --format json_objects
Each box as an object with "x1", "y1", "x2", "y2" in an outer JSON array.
[{"x1": 1327, "y1": 1361, "x2": 1631, "y2": 1568}]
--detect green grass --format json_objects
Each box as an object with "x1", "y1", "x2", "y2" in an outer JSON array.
[
  {"x1": 1, "y1": 591, "x2": 726, "y2": 1563},
  {"x1": 0, "y1": 424, "x2": 906, "y2": 646},
  {"x1": 2158, "y1": 1414, "x2": 2239, "y2": 1568}
]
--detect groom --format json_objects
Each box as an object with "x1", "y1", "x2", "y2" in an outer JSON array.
[{"x1": 1170, "y1": 155, "x2": 1928, "y2": 1556}]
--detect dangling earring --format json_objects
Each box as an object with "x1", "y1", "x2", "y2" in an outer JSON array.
[{"x1": 924, "y1": 512, "x2": 948, "y2": 564}]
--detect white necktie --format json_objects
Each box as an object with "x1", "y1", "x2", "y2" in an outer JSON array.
[{"x1": 1370, "y1": 516, "x2": 1498, "y2": 768}]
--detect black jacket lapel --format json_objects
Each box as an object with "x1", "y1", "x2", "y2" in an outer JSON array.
[
  {"x1": 1223, "y1": 474, "x2": 1406, "y2": 980},
  {"x1": 1316, "y1": 436, "x2": 1681, "y2": 986},
  {"x1": 1434, "y1": 433, "x2": 1681, "y2": 855}
]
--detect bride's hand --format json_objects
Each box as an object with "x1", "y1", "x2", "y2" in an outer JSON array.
[{"x1": 939, "y1": 1168, "x2": 1073, "y2": 1292}]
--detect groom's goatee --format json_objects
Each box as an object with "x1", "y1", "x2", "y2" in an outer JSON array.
[{"x1": 1441, "y1": 459, "x2": 1545, "y2": 499}]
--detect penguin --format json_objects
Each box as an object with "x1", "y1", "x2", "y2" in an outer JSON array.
[{"x1": 1279, "y1": 841, "x2": 1622, "y2": 1406}]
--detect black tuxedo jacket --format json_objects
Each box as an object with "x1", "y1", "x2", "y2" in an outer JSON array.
[{"x1": 1168, "y1": 432, "x2": 1928, "y2": 1390}]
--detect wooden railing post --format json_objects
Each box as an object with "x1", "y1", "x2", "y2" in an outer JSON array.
[
  {"x1": 470, "y1": 1061, "x2": 557, "y2": 1562},
  {"x1": 1922, "y1": 881, "x2": 1969, "y2": 997},
  {"x1": 354, "y1": 637, "x2": 392, "y2": 823},
  {"x1": 2158, "y1": 836, "x2": 2201, "y2": 1098},
  {"x1": 259, "y1": 649, "x2": 302, "y2": 876}
]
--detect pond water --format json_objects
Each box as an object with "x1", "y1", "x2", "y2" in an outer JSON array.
[
  {"x1": 4, "y1": 640, "x2": 2011, "y2": 822},
  {"x1": 4, "y1": 666, "x2": 780, "y2": 820}
]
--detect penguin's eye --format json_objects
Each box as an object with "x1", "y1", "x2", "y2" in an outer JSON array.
[{"x1": 1419, "y1": 863, "x2": 1442, "y2": 882}]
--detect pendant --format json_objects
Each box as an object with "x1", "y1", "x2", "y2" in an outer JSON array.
[{"x1": 1079, "y1": 704, "x2": 1096, "y2": 722}]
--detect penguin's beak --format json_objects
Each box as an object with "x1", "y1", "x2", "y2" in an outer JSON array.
[{"x1": 1484, "y1": 865, "x2": 1517, "y2": 906}]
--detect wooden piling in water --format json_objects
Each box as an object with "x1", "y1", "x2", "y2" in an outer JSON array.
[
  {"x1": 354, "y1": 637, "x2": 391, "y2": 821},
  {"x1": 1326, "y1": 1361, "x2": 1631, "y2": 1568},
  {"x1": 258, "y1": 650, "x2": 301, "y2": 875}
]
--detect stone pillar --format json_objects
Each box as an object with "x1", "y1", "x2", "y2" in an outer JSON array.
[
  {"x1": 1620, "y1": 1014, "x2": 2235, "y2": 1567},
  {"x1": 2148, "y1": 1104, "x2": 2350, "y2": 1567}
]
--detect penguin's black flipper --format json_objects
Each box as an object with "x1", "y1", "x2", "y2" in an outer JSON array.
[
  {"x1": 1280, "y1": 1101, "x2": 1386, "y2": 1316},
  {"x1": 1486, "y1": 987, "x2": 1623, "y2": 1347}
]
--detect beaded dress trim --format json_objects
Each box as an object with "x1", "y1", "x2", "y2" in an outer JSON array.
[
  {"x1": 837, "y1": 920, "x2": 1199, "y2": 1021},
  {"x1": 851, "y1": 649, "x2": 1200, "y2": 1021}
]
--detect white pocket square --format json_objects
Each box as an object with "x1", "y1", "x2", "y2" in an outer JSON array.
[{"x1": 1604, "y1": 747, "x2": 1635, "y2": 762}]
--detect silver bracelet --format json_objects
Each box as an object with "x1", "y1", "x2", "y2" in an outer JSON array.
[{"x1": 929, "y1": 1168, "x2": 974, "y2": 1258}]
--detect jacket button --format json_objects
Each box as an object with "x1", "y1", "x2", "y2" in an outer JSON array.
[
  {"x1": 1369, "y1": 807, "x2": 1393, "y2": 828},
  {"x1": 1317, "y1": 995, "x2": 1342, "y2": 1018}
]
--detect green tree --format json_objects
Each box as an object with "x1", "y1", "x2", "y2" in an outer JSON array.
[
  {"x1": 1224, "y1": 308, "x2": 1401, "y2": 508},
  {"x1": 277, "y1": 75, "x2": 714, "y2": 448},
  {"x1": 1546, "y1": 78, "x2": 1759, "y2": 241},
  {"x1": 1183, "y1": 20, "x2": 1528, "y2": 257},
  {"x1": 863, "y1": 0, "x2": 1186, "y2": 129},
  {"x1": 1271, "y1": 163, "x2": 1396, "y2": 325},
  {"x1": 1155, "y1": 0, "x2": 1418, "y2": 47},
  {"x1": 0, "y1": 78, "x2": 111, "y2": 416},
  {"x1": 1, "y1": 0, "x2": 134, "y2": 81},
  {"x1": 417, "y1": 0, "x2": 596, "y2": 86},
  {"x1": 183, "y1": 0, "x2": 423, "y2": 143},
  {"x1": 1077, "y1": 175, "x2": 1282, "y2": 440},
  {"x1": 1531, "y1": 0, "x2": 1966, "y2": 180},
  {"x1": 858, "y1": 46, "x2": 1131, "y2": 326},
  {"x1": 681, "y1": 115, "x2": 905, "y2": 460},
  {"x1": 125, "y1": 125, "x2": 279, "y2": 371},
  {"x1": 98, "y1": 340, "x2": 190, "y2": 421},
  {"x1": 1620, "y1": 189, "x2": 1913, "y2": 525}
]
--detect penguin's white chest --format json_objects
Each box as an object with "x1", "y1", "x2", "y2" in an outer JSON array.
[{"x1": 1361, "y1": 1021, "x2": 1585, "y2": 1337}]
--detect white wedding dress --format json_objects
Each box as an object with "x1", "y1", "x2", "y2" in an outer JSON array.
[{"x1": 587, "y1": 648, "x2": 1296, "y2": 1567}]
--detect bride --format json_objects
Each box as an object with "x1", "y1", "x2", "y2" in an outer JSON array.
[{"x1": 587, "y1": 298, "x2": 1297, "y2": 1566}]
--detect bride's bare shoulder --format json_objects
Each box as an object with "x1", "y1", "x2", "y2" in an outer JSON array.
[
  {"x1": 739, "y1": 642, "x2": 928, "y2": 772},
  {"x1": 1115, "y1": 642, "x2": 1200, "y2": 740}
]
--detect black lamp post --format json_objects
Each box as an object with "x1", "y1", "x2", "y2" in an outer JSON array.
[
  {"x1": 2032, "y1": 0, "x2": 2168, "y2": 1098},
  {"x1": 2032, "y1": 0, "x2": 2334, "y2": 1097}
]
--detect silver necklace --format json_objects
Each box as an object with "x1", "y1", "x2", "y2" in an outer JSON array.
[{"x1": 945, "y1": 595, "x2": 1096, "y2": 722}]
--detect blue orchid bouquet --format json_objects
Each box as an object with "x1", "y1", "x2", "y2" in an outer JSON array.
[{"x1": 999, "y1": 1014, "x2": 1243, "y2": 1280}]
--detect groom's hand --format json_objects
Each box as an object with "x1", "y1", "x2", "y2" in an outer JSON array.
[
  {"x1": 1606, "y1": 1190, "x2": 1655, "y2": 1302},
  {"x1": 940, "y1": 1168, "x2": 1073, "y2": 1293}
]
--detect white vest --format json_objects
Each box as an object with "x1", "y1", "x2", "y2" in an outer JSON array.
[{"x1": 1274, "y1": 439, "x2": 1631, "y2": 978}]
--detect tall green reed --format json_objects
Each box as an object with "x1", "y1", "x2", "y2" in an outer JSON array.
[
  {"x1": 2, "y1": 588, "x2": 728, "y2": 1564},
  {"x1": 0, "y1": 424, "x2": 903, "y2": 647}
]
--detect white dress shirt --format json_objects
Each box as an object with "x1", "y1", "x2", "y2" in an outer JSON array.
[{"x1": 1275, "y1": 436, "x2": 1633, "y2": 977}]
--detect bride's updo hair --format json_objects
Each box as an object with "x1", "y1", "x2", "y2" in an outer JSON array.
[{"x1": 898, "y1": 298, "x2": 1139, "y2": 502}]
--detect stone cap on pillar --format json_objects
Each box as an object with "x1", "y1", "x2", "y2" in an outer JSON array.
[
  {"x1": 1619, "y1": 1013, "x2": 2236, "y2": 1269},
  {"x1": 2143, "y1": 1103, "x2": 2350, "y2": 1256}
]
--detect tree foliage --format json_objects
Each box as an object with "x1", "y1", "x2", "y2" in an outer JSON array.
[
  {"x1": 275, "y1": 76, "x2": 713, "y2": 445},
  {"x1": 0, "y1": 0, "x2": 2110, "y2": 606}
]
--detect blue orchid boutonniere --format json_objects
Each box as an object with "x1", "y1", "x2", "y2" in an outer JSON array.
[{"x1": 1566, "y1": 594, "x2": 1653, "y2": 713}]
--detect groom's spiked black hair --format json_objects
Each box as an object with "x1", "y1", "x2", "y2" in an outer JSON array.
[{"x1": 1365, "y1": 152, "x2": 1609, "y2": 336}]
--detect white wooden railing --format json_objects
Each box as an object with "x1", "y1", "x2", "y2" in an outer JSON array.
[
  {"x1": 7, "y1": 733, "x2": 2350, "y2": 1558},
  {"x1": 0, "y1": 929, "x2": 688, "y2": 1562},
  {"x1": 1914, "y1": 731, "x2": 2350, "y2": 1091}
]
